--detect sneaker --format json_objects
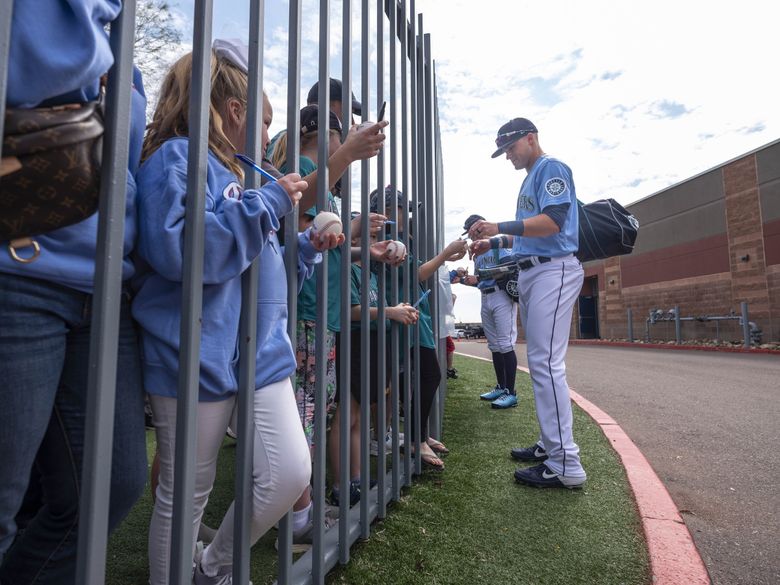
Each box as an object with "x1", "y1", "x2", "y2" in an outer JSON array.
[
  {"x1": 491, "y1": 391, "x2": 518, "y2": 409},
  {"x1": 329, "y1": 482, "x2": 360, "y2": 507},
  {"x1": 514, "y1": 463, "x2": 585, "y2": 489},
  {"x1": 370, "y1": 428, "x2": 404, "y2": 456},
  {"x1": 275, "y1": 505, "x2": 339, "y2": 553},
  {"x1": 479, "y1": 385, "x2": 505, "y2": 401},
  {"x1": 193, "y1": 546, "x2": 246, "y2": 585},
  {"x1": 510, "y1": 444, "x2": 548, "y2": 462},
  {"x1": 447, "y1": 368, "x2": 458, "y2": 379}
]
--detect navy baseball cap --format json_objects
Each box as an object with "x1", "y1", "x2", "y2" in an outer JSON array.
[
  {"x1": 462, "y1": 214, "x2": 485, "y2": 235},
  {"x1": 370, "y1": 185, "x2": 421, "y2": 213},
  {"x1": 491, "y1": 118, "x2": 538, "y2": 158},
  {"x1": 307, "y1": 78, "x2": 362, "y2": 116},
  {"x1": 299, "y1": 104, "x2": 342, "y2": 136}
]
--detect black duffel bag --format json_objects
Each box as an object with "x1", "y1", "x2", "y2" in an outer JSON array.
[{"x1": 576, "y1": 198, "x2": 639, "y2": 263}]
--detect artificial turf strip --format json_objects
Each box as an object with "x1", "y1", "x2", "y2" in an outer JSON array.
[
  {"x1": 106, "y1": 354, "x2": 649, "y2": 585},
  {"x1": 326, "y1": 355, "x2": 650, "y2": 585}
]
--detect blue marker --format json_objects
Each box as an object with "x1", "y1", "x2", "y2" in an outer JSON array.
[
  {"x1": 384, "y1": 220, "x2": 396, "y2": 225},
  {"x1": 235, "y1": 153, "x2": 278, "y2": 183},
  {"x1": 413, "y1": 288, "x2": 431, "y2": 309}
]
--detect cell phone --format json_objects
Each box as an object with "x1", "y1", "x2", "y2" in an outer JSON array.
[{"x1": 378, "y1": 101, "x2": 387, "y2": 122}]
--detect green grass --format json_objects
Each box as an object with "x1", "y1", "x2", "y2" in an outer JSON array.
[{"x1": 107, "y1": 354, "x2": 649, "y2": 585}]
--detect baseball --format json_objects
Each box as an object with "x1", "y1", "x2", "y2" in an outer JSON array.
[
  {"x1": 385, "y1": 240, "x2": 406, "y2": 261},
  {"x1": 312, "y1": 211, "x2": 343, "y2": 237}
]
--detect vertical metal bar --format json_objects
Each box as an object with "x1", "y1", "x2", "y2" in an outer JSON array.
[
  {"x1": 170, "y1": 2, "x2": 214, "y2": 583},
  {"x1": 432, "y1": 60, "x2": 447, "y2": 432},
  {"x1": 674, "y1": 305, "x2": 681, "y2": 344},
  {"x1": 75, "y1": 3, "x2": 136, "y2": 582},
  {"x1": 359, "y1": 0, "x2": 372, "y2": 540},
  {"x1": 408, "y1": 0, "x2": 421, "y2": 478},
  {"x1": 0, "y1": 0, "x2": 13, "y2": 152},
  {"x1": 375, "y1": 0, "x2": 388, "y2": 520},
  {"x1": 338, "y1": 0, "x2": 353, "y2": 566},
  {"x1": 422, "y1": 29, "x2": 441, "y2": 440},
  {"x1": 388, "y1": 0, "x2": 402, "y2": 501},
  {"x1": 278, "y1": 1, "x2": 302, "y2": 580},
  {"x1": 312, "y1": 0, "x2": 331, "y2": 581},
  {"x1": 399, "y1": 0, "x2": 412, "y2": 487},
  {"x1": 233, "y1": 2, "x2": 264, "y2": 583},
  {"x1": 741, "y1": 301, "x2": 750, "y2": 348},
  {"x1": 627, "y1": 308, "x2": 634, "y2": 342}
]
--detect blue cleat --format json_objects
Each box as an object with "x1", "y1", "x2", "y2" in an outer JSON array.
[
  {"x1": 514, "y1": 463, "x2": 585, "y2": 489},
  {"x1": 510, "y1": 444, "x2": 548, "y2": 462},
  {"x1": 491, "y1": 391, "x2": 518, "y2": 409},
  {"x1": 480, "y1": 385, "x2": 505, "y2": 401}
]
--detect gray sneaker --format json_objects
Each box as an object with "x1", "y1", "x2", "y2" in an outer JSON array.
[{"x1": 192, "y1": 545, "x2": 253, "y2": 585}]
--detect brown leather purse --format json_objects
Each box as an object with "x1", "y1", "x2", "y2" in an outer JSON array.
[{"x1": 1, "y1": 99, "x2": 104, "y2": 261}]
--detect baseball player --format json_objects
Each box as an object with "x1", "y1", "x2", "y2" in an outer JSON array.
[
  {"x1": 468, "y1": 118, "x2": 586, "y2": 489},
  {"x1": 461, "y1": 214, "x2": 519, "y2": 409}
]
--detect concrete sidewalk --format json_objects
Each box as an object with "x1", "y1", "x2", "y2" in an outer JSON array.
[{"x1": 455, "y1": 341, "x2": 780, "y2": 585}]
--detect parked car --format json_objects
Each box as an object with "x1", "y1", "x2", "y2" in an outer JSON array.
[{"x1": 454, "y1": 329, "x2": 466, "y2": 339}]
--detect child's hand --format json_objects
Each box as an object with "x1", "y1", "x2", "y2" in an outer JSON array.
[
  {"x1": 351, "y1": 212, "x2": 387, "y2": 238},
  {"x1": 277, "y1": 173, "x2": 307, "y2": 206},
  {"x1": 389, "y1": 303, "x2": 418, "y2": 325},
  {"x1": 370, "y1": 239, "x2": 406, "y2": 266},
  {"x1": 444, "y1": 239, "x2": 468, "y2": 261},
  {"x1": 341, "y1": 120, "x2": 389, "y2": 161},
  {"x1": 310, "y1": 229, "x2": 345, "y2": 251}
]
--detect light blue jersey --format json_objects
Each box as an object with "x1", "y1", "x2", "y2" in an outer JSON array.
[{"x1": 511, "y1": 155, "x2": 578, "y2": 258}]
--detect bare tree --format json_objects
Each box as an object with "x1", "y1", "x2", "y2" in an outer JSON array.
[{"x1": 134, "y1": 1, "x2": 184, "y2": 111}]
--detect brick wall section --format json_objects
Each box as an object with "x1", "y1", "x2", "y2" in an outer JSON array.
[{"x1": 723, "y1": 156, "x2": 772, "y2": 331}]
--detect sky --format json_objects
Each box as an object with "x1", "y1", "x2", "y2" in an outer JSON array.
[{"x1": 158, "y1": 0, "x2": 780, "y2": 323}]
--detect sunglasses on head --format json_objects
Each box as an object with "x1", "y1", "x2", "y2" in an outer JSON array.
[{"x1": 495, "y1": 129, "x2": 534, "y2": 146}]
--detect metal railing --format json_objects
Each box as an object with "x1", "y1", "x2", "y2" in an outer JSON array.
[{"x1": 0, "y1": 1, "x2": 446, "y2": 583}]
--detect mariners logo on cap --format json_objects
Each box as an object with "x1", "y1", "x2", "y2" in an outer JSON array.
[{"x1": 545, "y1": 178, "x2": 567, "y2": 197}]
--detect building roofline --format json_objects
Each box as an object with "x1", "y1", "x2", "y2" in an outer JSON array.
[{"x1": 627, "y1": 136, "x2": 780, "y2": 209}]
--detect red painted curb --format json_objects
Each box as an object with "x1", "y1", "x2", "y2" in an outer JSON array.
[
  {"x1": 454, "y1": 352, "x2": 712, "y2": 585},
  {"x1": 568, "y1": 339, "x2": 780, "y2": 354}
]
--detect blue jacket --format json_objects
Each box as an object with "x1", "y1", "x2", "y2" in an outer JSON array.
[
  {"x1": 1, "y1": 2, "x2": 146, "y2": 293},
  {"x1": 255, "y1": 230, "x2": 320, "y2": 390},
  {"x1": 132, "y1": 138, "x2": 306, "y2": 401}
]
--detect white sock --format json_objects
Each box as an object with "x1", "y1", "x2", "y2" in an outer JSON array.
[
  {"x1": 199, "y1": 543, "x2": 222, "y2": 577},
  {"x1": 292, "y1": 502, "x2": 312, "y2": 533}
]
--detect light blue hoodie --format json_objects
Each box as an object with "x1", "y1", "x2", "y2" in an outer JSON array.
[
  {"x1": 131, "y1": 138, "x2": 316, "y2": 401},
  {"x1": 1, "y1": 2, "x2": 146, "y2": 293}
]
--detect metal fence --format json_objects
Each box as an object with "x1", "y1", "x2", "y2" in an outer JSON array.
[{"x1": 0, "y1": 0, "x2": 446, "y2": 583}]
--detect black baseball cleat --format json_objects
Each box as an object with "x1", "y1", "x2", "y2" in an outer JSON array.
[
  {"x1": 514, "y1": 463, "x2": 585, "y2": 489},
  {"x1": 510, "y1": 444, "x2": 548, "y2": 462}
]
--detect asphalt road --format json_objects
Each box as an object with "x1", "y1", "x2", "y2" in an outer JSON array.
[{"x1": 454, "y1": 341, "x2": 780, "y2": 585}]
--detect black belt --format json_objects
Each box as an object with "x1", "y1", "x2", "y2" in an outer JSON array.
[
  {"x1": 517, "y1": 256, "x2": 551, "y2": 271},
  {"x1": 481, "y1": 286, "x2": 497, "y2": 294}
]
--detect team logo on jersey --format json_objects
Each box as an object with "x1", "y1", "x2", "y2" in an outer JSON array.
[
  {"x1": 545, "y1": 177, "x2": 567, "y2": 197},
  {"x1": 223, "y1": 182, "x2": 243, "y2": 200}
]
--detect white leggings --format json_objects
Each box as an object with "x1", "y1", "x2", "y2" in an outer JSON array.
[{"x1": 148, "y1": 379, "x2": 311, "y2": 584}]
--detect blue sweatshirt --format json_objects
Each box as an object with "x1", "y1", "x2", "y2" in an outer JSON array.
[
  {"x1": 255, "y1": 230, "x2": 321, "y2": 390},
  {"x1": 1, "y1": 2, "x2": 146, "y2": 293},
  {"x1": 132, "y1": 139, "x2": 296, "y2": 401}
]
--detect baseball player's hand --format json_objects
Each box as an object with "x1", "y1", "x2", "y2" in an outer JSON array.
[
  {"x1": 388, "y1": 303, "x2": 419, "y2": 325},
  {"x1": 468, "y1": 239, "x2": 491, "y2": 258},
  {"x1": 341, "y1": 120, "x2": 389, "y2": 161},
  {"x1": 443, "y1": 239, "x2": 468, "y2": 261},
  {"x1": 369, "y1": 239, "x2": 406, "y2": 266},
  {"x1": 351, "y1": 212, "x2": 387, "y2": 238},
  {"x1": 277, "y1": 173, "x2": 307, "y2": 206},
  {"x1": 310, "y1": 229, "x2": 345, "y2": 251},
  {"x1": 468, "y1": 219, "x2": 498, "y2": 240},
  {"x1": 463, "y1": 275, "x2": 478, "y2": 286}
]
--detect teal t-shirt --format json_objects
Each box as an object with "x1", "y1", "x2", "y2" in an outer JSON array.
[
  {"x1": 351, "y1": 263, "x2": 386, "y2": 332},
  {"x1": 386, "y1": 255, "x2": 435, "y2": 349},
  {"x1": 281, "y1": 155, "x2": 342, "y2": 332}
]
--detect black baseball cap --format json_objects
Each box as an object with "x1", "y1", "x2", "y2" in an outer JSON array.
[
  {"x1": 491, "y1": 118, "x2": 538, "y2": 158},
  {"x1": 307, "y1": 78, "x2": 362, "y2": 116},
  {"x1": 299, "y1": 104, "x2": 342, "y2": 136},
  {"x1": 462, "y1": 214, "x2": 485, "y2": 235},
  {"x1": 370, "y1": 185, "x2": 421, "y2": 213}
]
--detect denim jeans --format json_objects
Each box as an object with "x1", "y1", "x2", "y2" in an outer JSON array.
[{"x1": 0, "y1": 273, "x2": 147, "y2": 584}]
